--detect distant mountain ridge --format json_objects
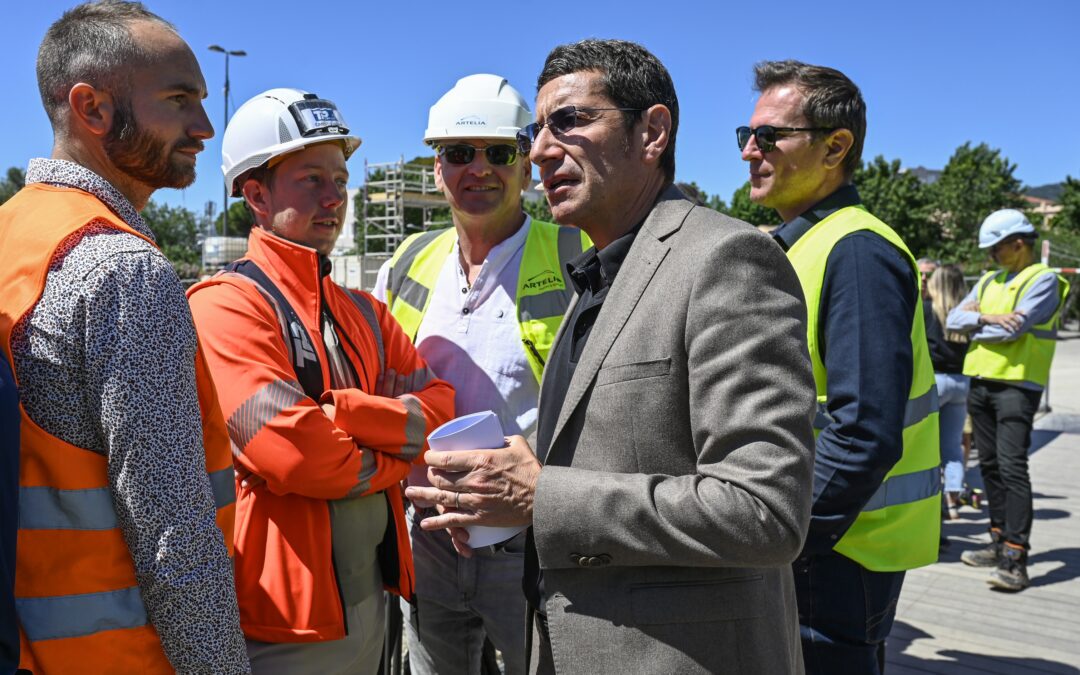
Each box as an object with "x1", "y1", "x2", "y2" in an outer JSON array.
[{"x1": 1025, "y1": 183, "x2": 1064, "y2": 202}]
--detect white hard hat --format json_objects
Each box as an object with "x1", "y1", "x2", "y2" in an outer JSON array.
[
  {"x1": 222, "y1": 88, "x2": 361, "y2": 196},
  {"x1": 424, "y1": 74, "x2": 531, "y2": 145},
  {"x1": 978, "y1": 209, "x2": 1036, "y2": 249}
]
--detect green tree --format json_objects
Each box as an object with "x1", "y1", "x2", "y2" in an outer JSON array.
[
  {"x1": 726, "y1": 181, "x2": 781, "y2": 228},
  {"x1": 522, "y1": 196, "x2": 553, "y2": 223},
  {"x1": 212, "y1": 200, "x2": 255, "y2": 238},
  {"x1": 853, "y1": 156, "x2": 935, "y2": 257},
  {"x1": 1052, "y1": 175, "x2": 1080, "y2": 234},
  {"x1": 930, "y1": 142, "x2": 1025, "y2": 267},
  {"x1": 0, "y1": 166, "x2": 26, "y2": 205},
  {"x1": 141, "y1": 200, "x2": 201, "y2": 278}
]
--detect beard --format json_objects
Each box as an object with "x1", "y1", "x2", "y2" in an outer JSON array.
[{"x1": 104, "y1": 98, "x2": 203, "y2": 190}]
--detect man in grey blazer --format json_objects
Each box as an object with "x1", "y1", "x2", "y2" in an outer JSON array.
[{"x1": 406, "y1": 39, "x2": 817, "y2": 674}]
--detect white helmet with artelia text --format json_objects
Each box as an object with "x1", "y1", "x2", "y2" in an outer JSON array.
[
  {"x1": 978, "y1": 209, "x2": 1037, "y2": 249},
  {"x1": 222, "y1": 88, "x2": 361, "y2": 196},
  {"x1": 424, "y1": 74, "x2": 531, "y2": 145}
]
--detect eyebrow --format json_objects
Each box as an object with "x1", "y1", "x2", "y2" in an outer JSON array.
[{"x1": 165, "y1": 84, "x2": 207, "y2": 98}]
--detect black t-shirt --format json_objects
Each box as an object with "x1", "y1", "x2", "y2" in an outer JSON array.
[{"x1": 924, "y1": 298, "x2": 969, "y2": 374}]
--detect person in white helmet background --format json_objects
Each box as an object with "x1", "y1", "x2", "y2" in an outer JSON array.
[
  {"x1": 947, "y1": 209, "x2": 1071, "y2": 592},
  {"x1": 187, "y1": 88, "x2": 454, "y2": 673},
  {"x1": 371, "y1": 74, "x2": 589, "y2": 674}
]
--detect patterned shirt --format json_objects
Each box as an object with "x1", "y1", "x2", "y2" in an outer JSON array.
[{"x1": 11, "y1": 159, "x2": 249, "y2": 673}]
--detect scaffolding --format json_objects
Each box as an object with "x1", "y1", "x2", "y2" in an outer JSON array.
[{"x1": 362, "y1": 157, "x2": 449, "y2": 254}]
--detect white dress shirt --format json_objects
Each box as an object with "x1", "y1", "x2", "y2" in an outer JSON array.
[{"x1": 373, "y1": 216, "x2": 540, "y2": 447}]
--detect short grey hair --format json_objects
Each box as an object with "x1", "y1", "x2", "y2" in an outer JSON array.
[{"x1": 37, "y1": 0, "x2": 176, "y2": 130}]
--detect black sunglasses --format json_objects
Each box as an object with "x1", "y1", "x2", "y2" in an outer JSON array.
[
  {"x1": 516, "y1": 105, "x2": 643, "y2": 153},
  {"x1": 437, "y1": 143, "x2": 520, "y2": 166},
  {"x1": 736, "y1": 125, "x2": 836, "y2": 152}
]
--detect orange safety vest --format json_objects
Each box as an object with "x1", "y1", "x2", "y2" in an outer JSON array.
[{"x1": 0, "y1": 184, "x2": 236, "y2": 673}]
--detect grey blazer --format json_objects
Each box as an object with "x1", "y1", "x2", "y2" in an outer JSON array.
[{"x1": 533, "y1": 187, "x2": 816, "y2": 674}]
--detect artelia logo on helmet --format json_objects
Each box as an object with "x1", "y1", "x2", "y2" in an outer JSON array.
[{"x1": 454, "y1": 115, "x2": 487, "y2": 127}]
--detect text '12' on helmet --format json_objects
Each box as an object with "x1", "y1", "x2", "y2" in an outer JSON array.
[
  {"x1": 978, "y1": 209, "x2": 1037, "y2": 249},
  {"x1": 424, "y1": 74, "x2": 531, "y2": 146},
  {"x1": 222, "y1": 88, "x2": 361, "y2": 196}
]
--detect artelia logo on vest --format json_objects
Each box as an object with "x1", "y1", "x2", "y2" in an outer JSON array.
[
  {"x1": 523, "y1": 269, "x2": 561, "y2": 292},
  {"x1": 454, "y1": 115, "x2": 487, "y2": 128}
]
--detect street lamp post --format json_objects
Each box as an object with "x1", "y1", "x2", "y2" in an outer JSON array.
[{"x1": 208, "y1": 45, "x2": 246, "y2": 238}]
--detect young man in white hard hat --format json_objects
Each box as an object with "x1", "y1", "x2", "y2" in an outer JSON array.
[
  {"x1": 947, "y1": 209, "x2": 1070, "y2": 592},
  {"x1": 187, "y1": 88, "x2": 454, "y2": 673},
  {"x1": 372, "y1": 74, "x2": 589, "y2": 675}
]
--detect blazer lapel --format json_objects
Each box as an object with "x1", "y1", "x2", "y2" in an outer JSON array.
[{"x1": 544, "y1": 187, "x2": 692, "y2": 462}]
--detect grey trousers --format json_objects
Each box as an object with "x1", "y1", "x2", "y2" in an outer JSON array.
[
  {"x1": 405, "y1": 506, "x2": 527, "y2": 675},
  {"x1": 246, "y1": 592, "x2": 385, "y2": 675}
]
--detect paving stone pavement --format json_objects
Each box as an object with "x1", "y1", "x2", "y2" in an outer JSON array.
[{"x1": 886, "y1": 331, "x2": 1080, "y2": 674}]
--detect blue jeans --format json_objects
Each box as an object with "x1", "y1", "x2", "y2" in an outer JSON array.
[
  {"x1": 935, "y1": 372, "x2": 969, "y2": 493},
  {"x1": 794, "y1": 551, "x2": 905, "y2": 675}
]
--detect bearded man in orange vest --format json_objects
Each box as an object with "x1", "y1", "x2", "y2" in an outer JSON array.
[
  {"x1": 0, "y1": 1, "x2": 248, "y2": 673},
  {"x1": 187, "y1": 88, "x2": 455, "y2": 674}
]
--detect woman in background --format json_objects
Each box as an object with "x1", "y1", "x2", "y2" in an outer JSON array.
[{"x1": 925, "y1": 264, "x2": 971, "y2": 519}]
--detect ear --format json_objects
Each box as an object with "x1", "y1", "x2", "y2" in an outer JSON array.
[
  {"x1": 639, "y1": 104, "x2": 671, "y2": 167},
  {"x1": 67, "y1": 83, "x2": 115, "y2": 138},
  {"x1": 433, "y1": 155, "x2": 446, "y2": 192},
  {"x1": 821, "y1": 128, "x2": 855, "y2": 172},
  {"x1": 241, "y1": 177, "x2": 273, "y2": 224}
]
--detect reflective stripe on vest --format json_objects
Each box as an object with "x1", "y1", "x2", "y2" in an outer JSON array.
[
  {"x1": 17, "y1": 586, "x2": 147, "y2": 642},
  {"x1": 386, "y1": 220, "x2": 589, "y2": 382},
  {"x1": 962, "y1": 264, "x2": 1070, "y2": 388},
  {"x1": 786, "y1": 204, "x2": 941, "y2": 571},
  {"x1": 19, "y1": 467, "x2": 236, "y2": 531}
]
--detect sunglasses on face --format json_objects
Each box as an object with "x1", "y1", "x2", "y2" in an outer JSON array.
[
  {"x1": 437, "y1": 144, "x2": 520, "y2": 166},
  {"x1": 516, "y1": 105, "x2": 643, "y2": 154},
  {"x1": 736, "y1": 125, "x2": 837, "y2": 153}
]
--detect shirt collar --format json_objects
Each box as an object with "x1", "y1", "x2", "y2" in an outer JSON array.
[
  {"x1": 25, "y1": 158, "x2": 156, "y2": 243},
  {"x1": 771, "y1": 184, "x2": 861, "y2": 252},
  {"x1": 567, "y1": 220, "x2": 642, "y2": 295}
]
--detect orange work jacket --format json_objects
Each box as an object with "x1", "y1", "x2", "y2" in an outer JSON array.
[
  {"x1": 0, "y1": 184, "x2": 235, "y2": 673},
  {"x1": 188, "y1": 227, "x2": 453, "y2": 643}
]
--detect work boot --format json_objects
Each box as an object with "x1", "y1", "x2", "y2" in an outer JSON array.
[
  {"x1": 989, "y1": 544, "x2": 1030, "y2": 592},
  {"x1": 961, "y1": 529, "x2": 1002, "y2": 567}
]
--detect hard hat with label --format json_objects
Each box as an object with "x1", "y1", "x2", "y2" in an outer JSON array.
[
  {"x1": 424, "y1": 74, "x2": 531, "y2": 145},
  {"x1": 978, "y1": 209, "x2": 1037, "y2": 249},
  {"x1": 222, "y1": 88, "x2": 361, "y2": 196}
]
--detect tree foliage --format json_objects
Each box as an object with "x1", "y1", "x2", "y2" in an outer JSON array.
[
  {"x1": 853, "y1": 156, "x2": 935, "y2": 256},
  {"x1": 213, "y1": 200, "x2": 255, "y2": 238},
  {"x1": 0, "y1": 166, "x2": 26, "y2": 205},
  {"x1": 1053, "y1": 175, "x2": 1080, "y2": 235},
  {"x1": 930, "y1": 142, "x2": 1025, "y2": 266},
  {"x1": 522, "y1": 196, "x2": 553, "y2": 223},
  {"x1": 726, "y1": 181, "x2": 781, "y2": 228}
]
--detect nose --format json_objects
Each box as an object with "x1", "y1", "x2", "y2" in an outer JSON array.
[
  {"x1": 321, "y1": 181, "x2": 345, "y2": 209},
  {"x1": 529, "y1": 125, "x2": 560, "y2": 166},
  {"x1": 740, "y1": 133, "x2": 761, "y2": 161},
  {"x1": 190, "y1": 100, "x2": 214, "y2": 141},
  {"x1": 467, "y1": 151, "x2": 493, "y2": 176}
]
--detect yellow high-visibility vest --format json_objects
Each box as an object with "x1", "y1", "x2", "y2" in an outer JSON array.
[
  {"x1": 963, "y1": 263, "x2": 1069, "y2": 388},
  {"x1": 385, "y1": 220, "x2": 590, "y2": 383},
  {"x1": 787, "y1": 204, "x2": 941, "y2": 571}
]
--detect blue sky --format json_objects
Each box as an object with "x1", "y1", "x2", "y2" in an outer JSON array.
[{"x1": 4, "y1": 0, "x2": 1077, "y2": 216}]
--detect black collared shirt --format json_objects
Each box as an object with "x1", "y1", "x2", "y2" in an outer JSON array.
[
  {"x1": 526, "y1": 222, "x2": 641, "y2": 613},
  {"x1": 773, "y1": 185, "x2": 920, "y2": 557}
]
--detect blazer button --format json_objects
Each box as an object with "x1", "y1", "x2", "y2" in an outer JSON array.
[{"x1": 597, "y1": 554, "x2": 611, "y2": 565}]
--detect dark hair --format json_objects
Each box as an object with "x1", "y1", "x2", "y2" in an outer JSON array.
[
  {"x1": 538, "y1": 39, "x2": 679, "y2": 183},
  {"x1": 36, "y1": 1, "x2": 176, "y2": 130},
  {"x1": 753, "y1": 60, "x2": 866, "y2": 179}
]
